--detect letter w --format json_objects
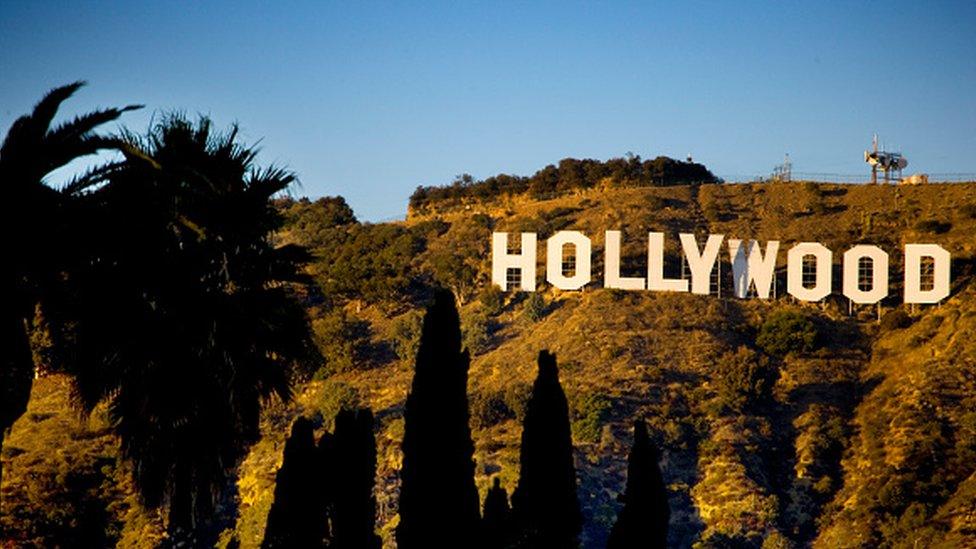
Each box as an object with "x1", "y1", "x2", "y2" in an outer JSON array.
[{"x1": 727, "y1": 240, "x2": 779, "y2": 299}]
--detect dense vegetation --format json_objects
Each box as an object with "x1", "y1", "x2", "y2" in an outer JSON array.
[
  {"x1": 244, "y1": 178, "x2": 976, "y2": 548},
  {"x1": 409, "y1": 155, "x2": 718, "y2": 212}
]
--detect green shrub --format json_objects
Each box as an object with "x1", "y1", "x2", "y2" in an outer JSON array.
[
  {"x1": 880, "y1": 308, "x2": 914, "y2": 331},
  {"x1": 390, "y1": 311, "x2": 423, "y2": 363},
  {"x1": 310, "y1": 308, "x2": 371, "y2": 376},
  {"x1": 711, "y1": 347, "x2": 776, "y2": 414},
  {"x1": 312, "y1": 380, "x2": 361, "y2": 428},
  {"x1": 311, "y1": 312, "x2": 350, "y2": 374},
  {"x1": 461, "y1": 309, "x2": 494, "y2": 355},
  {"x1": 478, "y1": 284, "x2": 505, "y2": 316},
  {"x1": 470, "y1": 390, "x2": 516, "y2": 429},
  {"x1": 523, "y1": 292, "x2": 547, "y2": 322},
  {"x1": 571, "y1": 392, "x2": 613, "y2": 443},
  {"x1": 756, "y1": 309, "x2": 818, "y2": 357},
  {"x1": 425, "y1": 217, "x2": 490, "y2": 304},
  {"x1": 312, "y1": 223, "x2": 424, "y2": 303},
  {"x1": 761, "y1": 531, "x2": 793, "y2": 549},
  {"x1": 503, "y1": 382, "x2": 533, "y2": 422}
]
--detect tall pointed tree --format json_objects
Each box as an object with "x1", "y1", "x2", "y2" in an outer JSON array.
[
  {"x1": 607, "y1": 420, "x2": 670, "y2": 549},
  {"x1": 0, "y1": 82, "x2": 138, "y2": 513},
  {"x1": 316, "y1": 430, "x2": 336, "y2": 545},
  {"x1": 396, "y1": 289, "x2": 481, "y2": 548},
  {"x1": 331, "y1": 408, "x2": 381, "y2": 549},
  {"x1": 482, "y1": 477, "x2": 512, "y2": 549},
  {"x1": 511, "y1": 350, "x2": 581, "y2": 549},
  {"x1": 54, "y1": 115, "x2": 319, "y2": 544},
  {"x1": 262, "y1": 418, "x2": 324, "y2": 548}
]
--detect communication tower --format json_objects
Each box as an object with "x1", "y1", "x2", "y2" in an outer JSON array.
[
  {"x1": 771, "y1": 153, "x2": 792, "y2": 182},
  {"x1": 864, "y1": 134, "x2": 908, "y2": 184}
]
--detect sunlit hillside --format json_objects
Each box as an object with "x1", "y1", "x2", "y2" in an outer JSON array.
[{"x1": 4, "y1": 181, "x2": 976, "y2": 548}]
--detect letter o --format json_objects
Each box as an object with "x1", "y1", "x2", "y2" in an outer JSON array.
[
  {"x1": 843, "y1": 246, "x2": 889, "y2": 304},
  {"x1": 546, "y1": 231, "x2": 591, "y2": 290},
  {"x1": 787, "y1": 243, "x2": 832, "y2": 302}
]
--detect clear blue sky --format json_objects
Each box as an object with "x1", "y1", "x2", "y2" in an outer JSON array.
[{"x1": 2, "y1": 1, "x2": 974, "y2": 220}]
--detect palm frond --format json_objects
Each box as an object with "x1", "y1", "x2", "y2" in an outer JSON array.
[
  {"x1": 46, "y1": 104, "x2": 143, "y2": 145},
  {"x1": 61, "y1": 160, "x2": 127, "y2": 195},
  {"x1": 247, "y1": 166, "x2": 296, "y2": 199},
  {"x1": 27, "y1": 81, "x2": 87, "y2": 138},
  {"x1": 39, "y1": 135, "x2": 130, "y2": 176},
  {"x1": 1, "y1": 82, "x2": 87, "y2": 157}
]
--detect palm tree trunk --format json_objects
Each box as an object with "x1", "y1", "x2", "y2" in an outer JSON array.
[
  {"x1": 167, "y1": 471, "x2": 220, "y2": 548},
  {"x1": 167, "y1": 475, "x2": 195, "y2": 547}
]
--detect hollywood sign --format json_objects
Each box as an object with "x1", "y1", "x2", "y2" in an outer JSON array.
[{"x1": 491, "y1": 232, "x2": 951, "y2": 304}]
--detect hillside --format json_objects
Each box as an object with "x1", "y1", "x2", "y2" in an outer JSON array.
[{"x1": 3, "y1": 181, "x2": 976, "y2": 548}]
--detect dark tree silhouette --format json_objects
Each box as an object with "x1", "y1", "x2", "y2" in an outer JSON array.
[
  {"x1": 316, "y1": 431, "x2": 336, "y2": 546},
  {"x1": 607, "y1": 420, "x2": 670, "y2": 549},
  {"x1": 52, "y1": 115, "x2": 319, "y2": 544},
  {"x1": 262, "y1": 408, "x2": 380, "y2": 549},
  {"x1": 0, "y1": 82, "x2": 138, "y2": 514},
  {"x1": 396, "y1": 289, "x2": 481, "y2": 548},
  {"x1": 482, "y1": 477, "x2": 512, "y2": 549},
  {"x1": 262, "y1": 418, "x2": 325, "y2": 548},
  {"x1": 511, "y1": 350, "x2": 581, "y2": 548},
  {"x1": 331, "y1": 408, "x2": 381, "y2": 549},
  {"x1": 409, "y1": 155, "x2": 719, "y2": 211}
]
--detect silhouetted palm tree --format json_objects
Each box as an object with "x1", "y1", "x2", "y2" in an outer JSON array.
[
  {"x1": 0, "y1": 82, "x2": 138, "y2": 513},
  {"x1": 54, "y1": 114, "x2": 319, "y2": 544}
]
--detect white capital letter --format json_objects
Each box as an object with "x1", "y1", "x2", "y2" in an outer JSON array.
[
  {"x1": 728, "y1": 239, "x2": 780, "y2": 299},
  {"x1": 604, "y1": 231, "x2": 645, "y2": 290},
  {"x1": 843, "y1": 245, "x2": 889, "y2": 304},
  {"x1": 680, "y1": 233, "x2": 723, "y2": 295},
  {"x1": 904, "y1": 244, "x2": 951, "y2": 304},
  {"x1": 492, "y1": 232, "x2": 537, "y2": 291},
  {"x1": 546, "y1": 231, "x2": 591, "y2": 290},
  {"x1": 647, "y1": 233, "x2": 688, "y2": 292},
  {"x1": 787, "y1": 243, "x2": 832, "y2": 302}
]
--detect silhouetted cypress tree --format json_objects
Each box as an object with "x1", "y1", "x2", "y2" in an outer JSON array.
[
  {"x1": 396, "y1": 289, "x2": 481, "y2": 548},
  {"x1": 511, "y1": 350, "x2": 581, "y2": 548},
  {"x1": 482, "y1": 477, "x2": 512, "y2": 549},
  {"x1": 263, "y1": 417, "x2": 325, "y2": 548},
  {"x1": 606, "y1": 420, "x2": 669, "y2": 549},
  {"x1": 315, "y1": 431, "x2": 336, "y2": 546},
  {"x1": 331, "y1": 408, "x2": 381, "y2": 549}
]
